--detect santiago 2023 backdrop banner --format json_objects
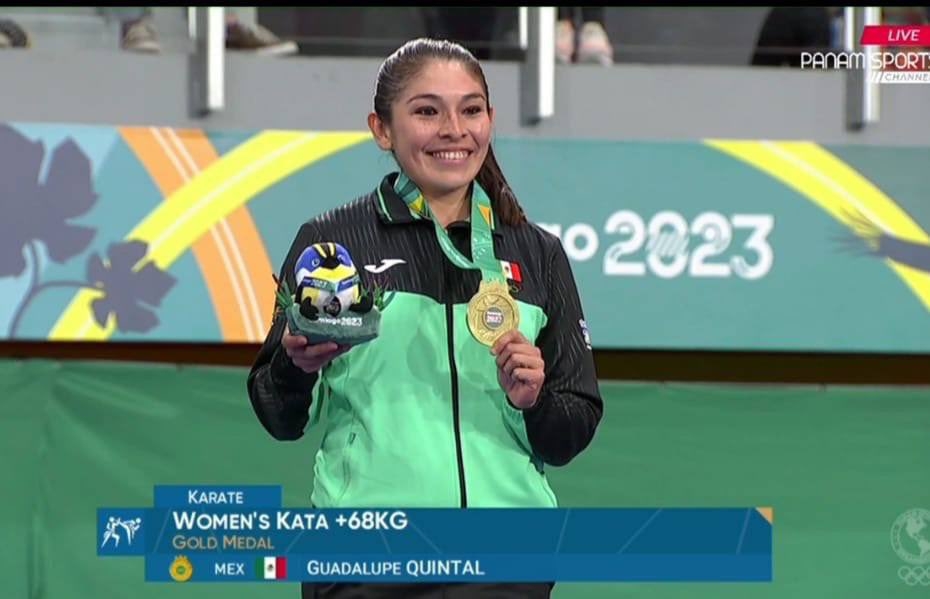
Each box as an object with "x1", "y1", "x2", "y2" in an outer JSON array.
[{"x1": 1, "y1": 122, "x2": 929, "y2": 352}]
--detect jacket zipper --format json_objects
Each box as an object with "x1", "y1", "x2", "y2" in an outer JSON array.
[{"x1": 445, "y1": 302, "x2": 468, "y2": 508}]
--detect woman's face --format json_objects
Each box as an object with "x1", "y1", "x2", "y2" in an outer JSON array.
[{"x1": 371, "y1": 59, "x2": 494, "y2": 201}]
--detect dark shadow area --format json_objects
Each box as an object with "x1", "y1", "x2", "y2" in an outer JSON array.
[
  {"x1": 2, "y1": 341, "x2": 929, "y2": 385},
  {"x1": 256, "y1": 6, "x2": 776, "y2": 66}
]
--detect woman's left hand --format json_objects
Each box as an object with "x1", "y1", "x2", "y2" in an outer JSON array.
[{"x1": 492, "y1": 330, "x2": 545, "y2": 409}]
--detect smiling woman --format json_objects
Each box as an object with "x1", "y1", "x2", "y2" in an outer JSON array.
[
  {"x1": 247, "y1": 38, "x2": 603, "y2": 599},
  {"x1": 367, "y1": 54, "x2": 495, "y2": 227},
  {"x1": 366, "y1": 38, "x2": 525, "y2": 230}
]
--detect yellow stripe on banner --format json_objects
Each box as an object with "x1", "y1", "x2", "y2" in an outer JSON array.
[
  {"x1": 705, "y1": 139, "x2": 930, "y2": 312},
  {"x1": 49, "y1": 130, "x2": 371, "y2": 340}
]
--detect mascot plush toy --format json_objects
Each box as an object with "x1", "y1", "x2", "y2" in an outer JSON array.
[{"x1": 294, "y1": 243, "x2": 373, "y2": 321}]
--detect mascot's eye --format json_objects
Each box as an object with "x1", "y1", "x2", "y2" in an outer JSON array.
[{"x1": 311, "y1": 259, "x2": 320, "y2": 268}]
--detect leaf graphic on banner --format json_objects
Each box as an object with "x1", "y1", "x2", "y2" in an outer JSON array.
[
  {"x1": 86, "y1": 241, "x2": 176, "y2": 333},
  {"x1": 838, "y1": 208, "x2": 930, "y2": 273},
  {"x1": 0, "y1": 124, "x2": 97, "y2": 278}
]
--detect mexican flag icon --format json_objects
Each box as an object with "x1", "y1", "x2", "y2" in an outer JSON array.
[{"x1": 256, "y1": 556, "x2": 287, "y2": 580}]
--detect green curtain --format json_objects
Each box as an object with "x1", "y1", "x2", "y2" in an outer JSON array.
[{"x1": 1, "y1": 360, "x2": 928, "y2": 598}]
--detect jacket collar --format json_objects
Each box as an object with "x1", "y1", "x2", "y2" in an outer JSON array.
[{"x1": 375, "y1": 172, "x2": 504, "y2": 238}]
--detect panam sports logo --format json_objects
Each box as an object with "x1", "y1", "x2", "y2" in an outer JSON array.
[{"x1": 802, "y1": 24, "x2": 930, "y2": 84}]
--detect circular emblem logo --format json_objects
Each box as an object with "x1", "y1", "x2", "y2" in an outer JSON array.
[
  {"x1": 892, "y1": 508, "x2": 930, "y2": 565},
  {"x1": 484, "y1": 306, "x2": 505, "y2": 329},
  {"x1": 466, "y1": 281, "x2": 519, "y2": 346},
  {"x1": 891, "y1": 508, "x2": 930, "y2": 586},
  {"x1": 170, "y1": 555, "x2": 194, "y2": 582}
]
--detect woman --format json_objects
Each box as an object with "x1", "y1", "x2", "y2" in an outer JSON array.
[
  {"x1": 247, "y1": 37, "x2": 604, "y2": 599},
  {"x1": 556, "y1": 7, "x2": 614, "y2": 65}
]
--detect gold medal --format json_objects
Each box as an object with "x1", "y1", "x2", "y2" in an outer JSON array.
[
  {"x1": 169, "y1": 555, "x2": 194, "y2": 582},
  {"x1": 467, "y1": 280, "x2": 519, "y2": 346}
]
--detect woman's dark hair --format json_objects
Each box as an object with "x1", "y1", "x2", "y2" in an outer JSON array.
[{"x1": 373, "y1": 38, "x2": 526, "y2": 226}]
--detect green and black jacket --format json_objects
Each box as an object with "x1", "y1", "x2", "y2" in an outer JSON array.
[{"x1": 248, "y1": 173, "x2": 603, "y2": 508}]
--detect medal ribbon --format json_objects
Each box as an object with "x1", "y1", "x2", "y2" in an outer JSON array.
[{"x1": 393, "y1": 172, "x2": 503, "y2": 284}]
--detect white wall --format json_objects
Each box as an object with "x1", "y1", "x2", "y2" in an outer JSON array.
[{"x1": 0, "y1": 49, "x2": 928, "y2": 146}]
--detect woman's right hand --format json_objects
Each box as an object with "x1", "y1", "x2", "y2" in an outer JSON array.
[{"x1": 281, "y1": 329, "x2": 351, "y2": 374}]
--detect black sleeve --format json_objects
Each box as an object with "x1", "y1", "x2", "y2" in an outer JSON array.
[
  {"x1": 246, "y1": 222, "x2": 322, "y2": 441},
  {"x1": 522, "y1": 237, "x2": 604, "y2": 466}
]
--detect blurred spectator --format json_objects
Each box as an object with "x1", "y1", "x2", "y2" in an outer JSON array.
[
  {"x1": 882, "y1": 6, "x2": 930, "y2": 71},
  {"x1": 0, "y1": 18, "x2": 30, "y2": 49},
  {"x1": 226, "y1": 14, "x2": 297, "y2": 55},
  {"x1": 104, "y1": 8, "x2": 297, "y2": 55},
  {"x1": 108, "y1": 8, "x2": 160, "y2": 53},
  {"x1": 883, "y1": 5, "x2": 930, "y2": 24},
  {"x1": 421, "y1": 7, "x2": 500, "y2": 60},
  {"x1": 751, "y1": 7, "x2": 832, "y2": 67},
  {"x1": 557, "y1": 7, "x2": 613, "y2": 65}
]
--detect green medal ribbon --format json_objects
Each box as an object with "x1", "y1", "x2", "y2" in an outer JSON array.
[{"x1": 393, "y1": 172, "x2": 503, "y2": 283}]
